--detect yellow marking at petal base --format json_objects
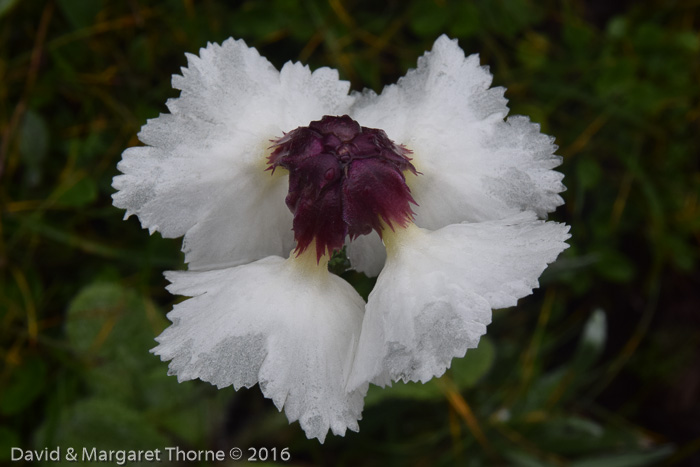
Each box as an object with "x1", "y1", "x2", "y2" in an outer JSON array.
[
  {"x1": 404, "y1": 169, "x2": 421, "y2": 196},
  {"x1": 266, "y1": 164, "x2": 288, "y2": 181},
  {"x1": 379, "y1": 220, "x2": 423, "y2": 258},
  {"x1": 289, "y1": 240, "x2": 330, "y2": 281},
  {"x1": 402, "y1": 145, "x2": 423, "y2": 194},
  {"x1": 253, "y1": 136, "x2": 288, "y2": 178}
]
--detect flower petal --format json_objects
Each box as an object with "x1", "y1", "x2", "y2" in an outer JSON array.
[
  {"x1": 113, "y1": 38, "x2": 354, "y2": 269},
  {"x1": 347, "y1": 212, "x2": 570, "y2": 389},
  {"x1": 152, "y1": 256, "x2": 367, "y2": 442},
  {"x1": 348, "y1": 35, "x2": 564, "y2": 273},
  {"x1": 346, "y1": 230, "x2": 386, "y2": 277}
]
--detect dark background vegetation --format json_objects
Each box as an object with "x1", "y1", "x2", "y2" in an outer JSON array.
[{"x1": 1, "y1": 0, "x2": 699, "y2": 465}]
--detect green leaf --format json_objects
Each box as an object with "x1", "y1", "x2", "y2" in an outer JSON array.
[
  {"x1": 570, "y1": 445, "x2": 674, "y2": 467},
  {"x1": 0, "y1": 357, "x2": 47, "y2": 415},
  {"x1": 65, "y1": 282, "x2": 167, "y2": 401},
  {"x1": 452, "y1": 336, "x2": 495, "y2": 388},
  {"x1": 66, "y1": 282, "x2": 164, "y2": 353},
  {"x1": 530, "y1": 416, "x2": 610, "y2": 455},
  {"x1": 34, "y1": 398, "x2": 169, "y2": 467},
  {"x1": 341, "y1": 270, "x2": 376, "y2": 302},
  {"x1": 61, "y1": 283, "x2": 226, "y2": 446},
  {"x1": 143, "y1": 367, "x2": 230, "y2": 445},
  {"x1": 518, "y1": 368, "x2": 567, "y2": 414},
  {"x1": 55, "y1": 176, "x2": 98, "y2": 207},
  {"x1": 562, "y1": 417, "x2": 605, "y2": 437},
  {"x1": 596, "y1": 249, "x2": 635, "y2": 283}
]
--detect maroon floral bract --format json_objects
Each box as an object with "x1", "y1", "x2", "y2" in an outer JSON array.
[{"x1": 268, "y1": 115, "x2": 417, "y2": 260}]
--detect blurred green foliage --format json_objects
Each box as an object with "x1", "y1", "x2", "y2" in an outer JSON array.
[{"x1": 1, "y1": 0, "x2": 699, "y2": 466}]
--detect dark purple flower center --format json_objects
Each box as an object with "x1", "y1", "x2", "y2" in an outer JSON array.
[{"x1": 268, "y1": 115, "x2": 417, "y2": 260}]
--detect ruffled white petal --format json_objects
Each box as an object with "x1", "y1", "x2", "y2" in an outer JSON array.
[
  {"x1": 345, "y1": 230, "x2": 386, "y2": 278},
  {"x1": 152, "y1": 255, "x2": 367, "y2": 442},
  {"x1": 347, "y1": 212, "x2": 570, "y2": 389},
  {"x1": 113, "y1": 38, "x2": 354, "y2": 269},
  {"x1": 348, "y1": 35, "x2": 564, "y2": 274}
]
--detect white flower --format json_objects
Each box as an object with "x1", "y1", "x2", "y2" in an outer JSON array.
[{"x1": 113, "y1": 35, "x2": 569, "y2": 442}]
